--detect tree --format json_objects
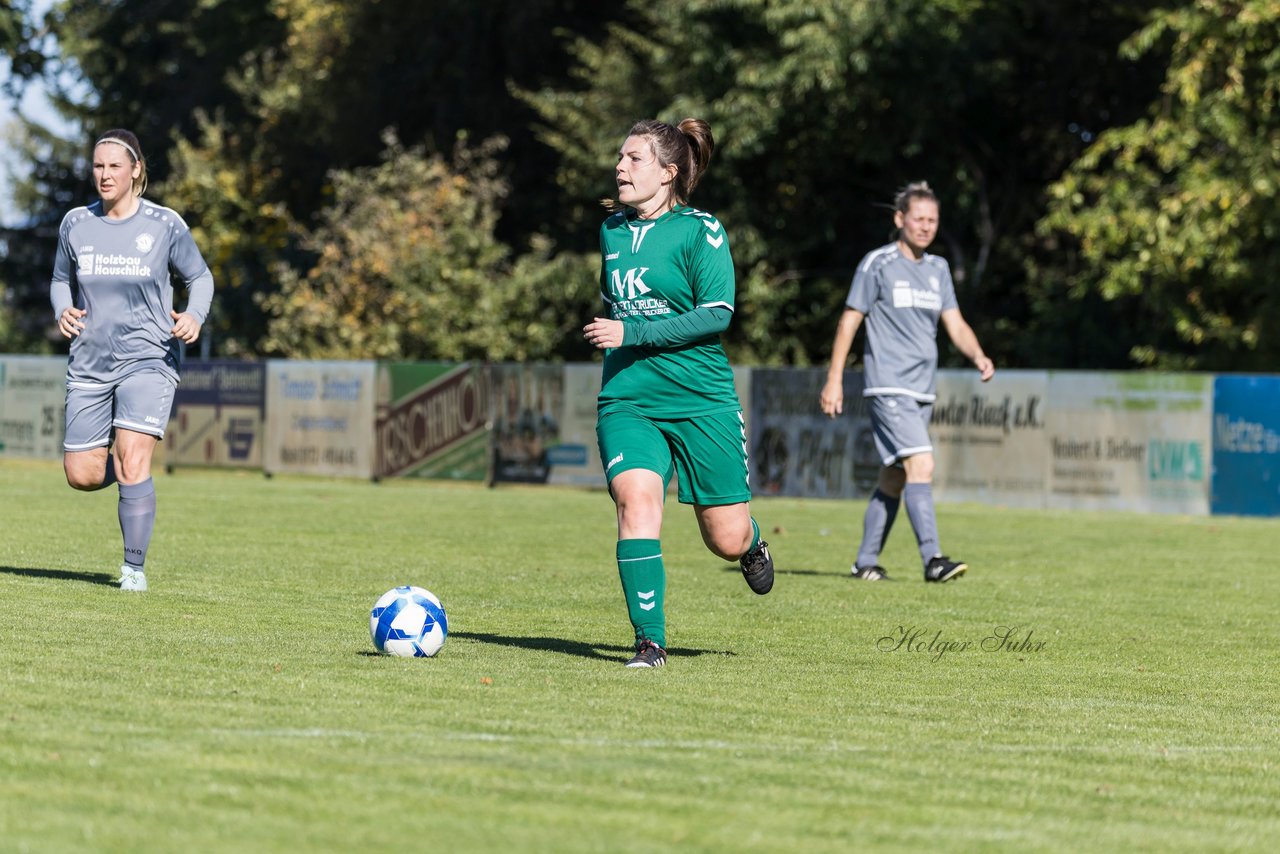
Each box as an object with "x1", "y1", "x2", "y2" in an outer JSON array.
[
  {"x1": 521, "y1": 0, "x2": 1169, "y2": 367},
  {"x1": 158, "y1": 0, "x2": 617, "y2": 354},
  {"x1": 1, "y1": 0, "x2": 283, "y2": 352},
  {"x1": 0, "y1": 0, "x2": 42, "y2": 87},
  {"x1": 1040, "y1": 0, "x2": 1280, "y2": 370},
  {"x1": 260, "y1": 133, "x2": 595, "y2": 362}
]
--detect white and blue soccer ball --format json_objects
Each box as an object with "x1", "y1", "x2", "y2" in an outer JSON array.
[{"x1": 370, "y1": 586, "x2": 448, "y2": 657}]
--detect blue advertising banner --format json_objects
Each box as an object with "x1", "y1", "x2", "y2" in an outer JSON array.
[
  {"x1": 168, "y1": 361, "x2": 266, "y2": 469},
  {"x1": 1211, "y1": 375, "x2": 1280, "y2": 516}
]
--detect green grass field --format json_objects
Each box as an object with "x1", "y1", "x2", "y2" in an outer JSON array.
[{"x1": 1, "y1": 458, "x2": 1277, "y2": 852}]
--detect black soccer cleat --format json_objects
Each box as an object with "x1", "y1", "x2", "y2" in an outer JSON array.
[
  {"x1": 739, "y1": 539, "x2": 774, "y2": 595},
  {"x1": 851, "y1": 564, "x2": 894, "y2": 581},
  {"x1": 924, "y1": 554, "x2": 968, "y2": 583},
  {"x1": 625, "y1": 638, "x2": 667, "y2": 668}
]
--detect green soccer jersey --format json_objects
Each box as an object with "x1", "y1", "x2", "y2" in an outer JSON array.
[{"x1": 597, "y1": 205, "x2": 740, "y2": 419}]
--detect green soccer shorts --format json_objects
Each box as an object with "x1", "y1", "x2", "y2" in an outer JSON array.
[{"x1": 596, "y1": 407, "x2": 752, "y2": 506}]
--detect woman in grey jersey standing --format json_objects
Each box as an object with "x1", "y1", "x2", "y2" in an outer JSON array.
[
  {"x1": 50, "y1": 128, "x2": 214, "y2": 591},
  {"x1": 819, "y1": 182, "x2": 994, "y2": 582}
]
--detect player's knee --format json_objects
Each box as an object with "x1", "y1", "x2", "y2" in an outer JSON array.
[
  {"x1": 64, "y1": 464, "x2": 103, "y2": 491},
  {"x1": 615, "y1": 492, "x2": 663, "y2": 532},
  {"x1": 878, "y1": 467, "x2": 906, "y2": 496},
  {"x1": 903, "y1": 454, "x2": 935, "y2": 482},
  {"x1": 114, "y1": 458, "x2": 147, "y2": 484},
  {"x1": 705, "y1": 526, "x2": 751, "y2": 562}
]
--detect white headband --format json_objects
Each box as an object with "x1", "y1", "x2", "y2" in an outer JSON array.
[{"x1": 95, "y1": 137, "x2": 140, "y2": 163}]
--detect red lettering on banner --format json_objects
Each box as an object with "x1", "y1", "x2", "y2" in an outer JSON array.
[{"x1": 376, "y1": 367, "x2": 488, "y2": 477}]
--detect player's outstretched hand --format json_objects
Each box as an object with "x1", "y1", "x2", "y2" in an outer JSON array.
[
  {"x1": 171, "y1": 310, "x2": 202, "y2": 343},
  {"x1": 58, "y1": 306, "x2": 87, "y2": 339}
]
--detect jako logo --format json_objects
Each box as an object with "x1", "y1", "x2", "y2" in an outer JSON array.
[{"x1": 1148, "y1": 440, "x2": 1204, "y2": 482}]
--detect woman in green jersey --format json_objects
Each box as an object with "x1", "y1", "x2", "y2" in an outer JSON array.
[{"x1": 583, "y1": 118, "x2": 773, "y2": 668}]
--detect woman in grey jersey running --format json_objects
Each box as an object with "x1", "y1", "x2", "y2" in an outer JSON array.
[
  {"x1": 50, "y1": 128, "x2": 214, "y2": 592},
  {"x1": 819, "y1": 181, "x2": 994, "y2": 582},
  {"x1": 583, "y1": 118, "x2": 774, "y2": 668}
]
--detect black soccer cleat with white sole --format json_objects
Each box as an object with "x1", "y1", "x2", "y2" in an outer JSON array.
[
  {"x1": 924, "y1": 554, "x2": 968, "y2": 583},
  {"x1": 851, "y1": 564, "x2": 894, "y2": 581},
  {"x1": 739, "y1": 539, "x2": 774, "y2": 595},
  {"x1": 626, "y1": 638, "x2": 667, "y2": 668}
]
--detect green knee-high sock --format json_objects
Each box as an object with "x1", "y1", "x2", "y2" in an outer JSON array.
[
  {"x1": 617, "y1": 539, "x2": 666, "y2": 648},
  {"x1": 748, "y1": 517, "x2": 762, "y2": 552}
]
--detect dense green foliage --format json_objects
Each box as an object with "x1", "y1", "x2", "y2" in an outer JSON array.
[
  {"x1": 258, "y1": 133, "x2": 597, "y2": 361},
  {"x1": 2, "y1": 459, "x2": 1278, "y2": 851},
  {"x1": 1041, "y1": 0, "x2": 1280, "y2": 369},
  {"x1": 2, "y1": 0, "x2": 1275, "y2": 370}
]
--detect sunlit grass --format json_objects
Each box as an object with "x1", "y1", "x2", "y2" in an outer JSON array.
[{"x1": 1, "y1": 459, "x2": 1277, "y2": 852}]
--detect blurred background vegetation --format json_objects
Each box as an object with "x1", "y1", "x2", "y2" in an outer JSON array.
[{"x1": 1, "y1": 0, "x2": 1275, "y2": 370}]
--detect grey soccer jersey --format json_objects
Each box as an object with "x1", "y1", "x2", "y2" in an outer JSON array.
[
  {"x1": 50, "y1": 199, "x2": 213, "y2": 384},
  {"x1": 845, "y1": 243, "x2": 958, "y2": 401}
]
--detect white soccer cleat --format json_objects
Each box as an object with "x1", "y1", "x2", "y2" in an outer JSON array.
[{"x1": 119, "y1": 565, "x2": 148, "y2": 592}]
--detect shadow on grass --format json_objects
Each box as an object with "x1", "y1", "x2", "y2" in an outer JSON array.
[
  {"x1": 0, "y1": 565, "x2": 119, "y2": 587},
  {"x1": 449, "y1": 631, "x2": 736, "y2": 663}
]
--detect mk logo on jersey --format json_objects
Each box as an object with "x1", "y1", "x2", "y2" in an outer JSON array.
[{"x1": 609, "y1": 267, "x2": 652, "y2": 300}]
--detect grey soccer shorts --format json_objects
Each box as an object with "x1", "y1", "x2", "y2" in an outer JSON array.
[
  {"x1": 867, "y1": 395, "x2": 934, "y2": 466},
  {"x1": 63, "y1": 370, "x2": 176, "y2": 451}
]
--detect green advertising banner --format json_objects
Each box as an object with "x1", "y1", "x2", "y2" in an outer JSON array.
[{"x1": 375, "y1": 362, "x2": 489, "y2": 481}]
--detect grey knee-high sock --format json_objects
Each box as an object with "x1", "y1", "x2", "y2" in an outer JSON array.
[
  {"x1": 903, "y1": 482, "x2": 940, "y2": 566},
  {"x1": 118, "y1": 478, "x2": 156, "y2": 568},
  {"x1": 855, "y1": 489, "x2": 900, "y2": 568}
]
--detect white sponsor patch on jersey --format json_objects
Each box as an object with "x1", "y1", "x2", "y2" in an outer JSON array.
[
  {"x1": 135, "y1": 233, "x2": 155, "y2": 253},
  {"x1": 913, "y1": 289, "x2": 943, "y2": 310},
  {"x1": 893, "y1": 281, "x2": 913, "y2": 307},
  {"x1": 929, "y1": 275, "x2": 940, "y2": 291},
  {"x1": 893, "y1": 280, "x2": 943, "y2": 310},
  {"x1": 77, "y1": 254, "x2": 95, "y2": 276}
]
